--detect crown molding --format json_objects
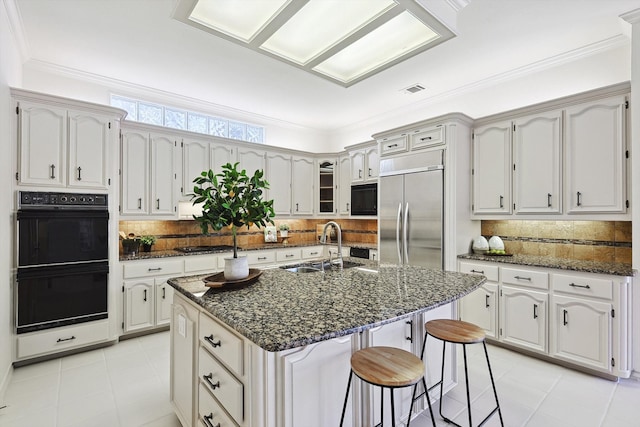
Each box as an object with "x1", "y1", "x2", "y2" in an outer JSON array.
[
  {"x1": 621, "y1": 8, "x2": 640, "y2": 24},
  {"x1": 2, "y1": 0, "x2": 30, "y2": 62}
]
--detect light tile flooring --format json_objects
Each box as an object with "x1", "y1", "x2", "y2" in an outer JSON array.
[{"x1": 1, "y1": 331, "x2": 639, "y2": 427}]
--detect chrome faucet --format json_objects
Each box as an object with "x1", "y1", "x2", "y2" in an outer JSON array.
[{"x1": 320, "y1": 221, "x2": 343, "y2": 269}]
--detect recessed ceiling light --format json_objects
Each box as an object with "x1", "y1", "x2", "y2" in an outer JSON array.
[{"x1": 173, "y1": 0, "x2": 457, "y2": 87}]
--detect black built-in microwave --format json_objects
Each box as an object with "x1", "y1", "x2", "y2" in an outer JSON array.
[{"x1": 351, "y1": 183, "x2": 377, "y2": 216}]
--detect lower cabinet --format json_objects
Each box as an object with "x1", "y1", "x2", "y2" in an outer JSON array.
[
  {"x1": 458, "y1": 259, "x2": 631, "y2": 378},
  {"x1": 171, "y1": 296, "x2": 198, "y2": 427}
]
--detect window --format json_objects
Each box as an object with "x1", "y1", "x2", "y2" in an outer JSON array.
[{"x1": 111, "y1": 94, "x2": 265, "y2": 144}]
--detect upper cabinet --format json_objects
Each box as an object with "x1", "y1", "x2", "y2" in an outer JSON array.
[
  {"x1": 121, "y1": 130, "x2": 149, "y2": 214},
  {"x1": 317, "y1": 158, "x2": 336, "y2": 215},
  {"x1": 338, "y1": 154, "x2": 351, "y2": 215},
  {"x1": 471, "y1": 85, "x2": 629, "y2": 219},
  {"x1": 14, "y1": 91, "x2": 123, "y2": 190},
  {"x1": 349, "y1": 143, "x2": 378, "y2": 184},
  {"x1": 181, "y1": 138, "x2": 210, "y2": 198},
  {"x1": 472, "y1": 121, "x2": 512, "y2": 215},
  {"x1": 292, "y1": 156, "x2": 314, "y2": 215},
  {"x1": 237, "y1": 146, "x2": 265, "y2": 176},
  {"x1": 565, "y1": 95, "x2": 627, "y2": 214},
  {"x1": 266, "y1": 152, "x2": 292, "y2": 216},
  {"x1": 513, "y1": 111, "x2": 562, "y2": 214}
]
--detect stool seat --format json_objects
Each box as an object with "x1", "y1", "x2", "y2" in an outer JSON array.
[
  {"x1": 425, "y1": 319, "x2": 485, "y2": 344},
  {"x1": 351, "y1": 346, "x2": 425, "y2": 388}
]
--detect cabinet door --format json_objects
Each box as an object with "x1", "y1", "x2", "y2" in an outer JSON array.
[
  {"x1": 565, "y1": 95, "x2": 626, "y2": 213},
  {"x1": 364, "y1": 147, "x2": 379, "y2": 182},
  {"x1": 237, "y1": 147, "x2": 265, "y2": 175},
  {"x1": 338, "y1": 155, "x2": 351, "y2": 215},
  {"x1": 266, "y1": 152, "x2": 292, "y2": 215},
  {"x1": 150, "y1": 133, "x2": 177, "y2": 215},
  {"x1": 318, "y1": 159, "x2": 336, "y2": 214},
  {"x1": 121, "y1": 131, "x2": 149, "y2": 215},
  {"x1": 292, "y1": 156, "x2": 314, "y2": 215},
  {"x1": 18, "y1": 102, "x2": 66, "y2": 187},
  {"x1": 350, "y1": 151, "x2": 364, "y2": 183},
  {"x1": 210, "y1": 143, "x2": 235, "y2": 173},
  {"x1": 155, "y1": 278, "x2": 174, "y2": 327},
  {"x1": 68, "y1": 111, "x2": 110, "y2": 189},
  {"x1": 363, "y1": 320, "x2": 413, "y2": 427},
  {"x1": 500, "y1": 286, "x2": 547, "y2": 353},
  {"x1": 459, "y1": 283, "x2": 498, "y2": 339},
  {"x1": 472, "y1": 122, "x2": 512, "y2": 214},
  {"x1": 183, "y1": 139, "x2": 210, "y2": 196},
  {"x1": 171, "y1": 294, "x2": 198, "y2": 427},
  {"x1": 551, "y1": 295, "x2": 611, "y2": 372},
  {"x1": 124, "y1": 280, "x2": 154, "y2": 332},
  {"x1": 280, "y1": 334, "x2": 357, "y2": 427},
  {"x1": 513, "y1": 111, "x2": 562, "y2": 213}
]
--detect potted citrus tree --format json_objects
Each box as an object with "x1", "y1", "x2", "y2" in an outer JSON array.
[{"x1": 191, "y1": 162, "x2": 275, "y2": 280}]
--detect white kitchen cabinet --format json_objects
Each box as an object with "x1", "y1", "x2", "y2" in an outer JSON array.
[
  {"x1": 565, "y1": 95, "x2": 627, "y2": 213},
  {"x1": 210, "y1": 142, "x2": 235, "y2": 173},
  {"x1": 409, "y1": 125, "x2": 445, "y2": 151},
  {"x1": 459, "y1": 283, "x2": 499, "y2": 340},
  {"x1": 513, "y1": 111, "x2": 562, "y2": 213},
  {"x1": 292, "y1": 156, "x2": 314, "y2": 215},
  {"x1": 245, "y1": 250, "x2": 276, "y2": 266},
  {"x1": 237, "y1": 147, "x2": 265, "y2": 176},
  {"x1": 379, "y1": 134, "x2": 408, "y2": 156},
  {"x1": 472, "y1": 121, "x2": 512, "y2": 214},
  {"x1": 171, "y1": 295, "x2": 198, "y2": 427},
  {"x1": 317, "y1": 158, "x2": 336, "y2": 214},
  {"x1": 150, "y1": 133, "x2": 178, "y2": 215},
  {"x1": 276, "y1": 248, "x2": 301, "y2": 263},
  {"x1": 121, "y1": 130, "x2": 150, "y2": 214},
  {"x1": 500, "y1": 286, "x2": 547, "y2": 353},
  {"x1": 350, "y1": 144, "x2": 378, "y2": 184},
  {"x1": 68, "y1": 111, "x2": 111, "y2": 189},
  {"x1": 338, "y1": 154, "x2": 351, "y2": 215},
  {"x1": 124, "y1": 279, "x2": 155, "y2": 332},
  {"x1": 266, "y1": 152, "x2": 292, "y2": 215},
  {"x1": 156, "y1": 278, "x2": 174, "y2": 327},
  {"x1": 182, "y1": 138, "x2": 210, "y2": 197}
]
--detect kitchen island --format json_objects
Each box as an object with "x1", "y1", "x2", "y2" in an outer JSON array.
[{"x1": 168, "y1": 261, "x2": 485, "y2": 427}]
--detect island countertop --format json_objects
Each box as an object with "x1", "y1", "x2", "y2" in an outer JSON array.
[{"x1": 167, "y1": 262, "x2": 485, "y2": 352}]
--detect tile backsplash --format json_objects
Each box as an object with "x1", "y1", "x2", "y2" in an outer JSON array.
[
  {"x1": 119, "y1": 219, "x2": 377, "y2": 252},
  {"x1": 481, "y1": 220, "x2": 631, "y2": 264}
]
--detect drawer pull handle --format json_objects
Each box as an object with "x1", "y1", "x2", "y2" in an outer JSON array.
[
  {"x1": 258, "y1": 256, "x2": 267, "y2": 260},
  {"x1": 50, "y1": 164, "x2": 56, "y2": 179},
  {"x1": 310, "y1": 251, "x2": 318, "y2": 255},
  {"x1": 148, "y1": 267, "x2": 162, "y2": 272},
  {"x1": 547, "y1": 193, "x2": 552, "y2": 207},
  {"x1": 77, "y1": 166, "x2": 82, "y2": 181},
  {"x1": 56, "y1": 336, "x2": 76, "y2": 343},
  {"x1": 286, "y1": 254, "x2": 294, "y2": 258},
  {"x1": 203, "y1": 413, "x2": 220, "y2": 427},
  {"x1": 499, "y1": 195, "x2": 504, "y2": 208},
  {"x1": 387, "y1": 143, "x2": 398, "y2": 148},
  {"x1": 204, "y1": 334, "x2": 222, "y2": 348},
  {"x1": 203, "y1": 373, "x2": 221, "y2": 390},
  {"x1": 405, "y1": 320, "x2": 413, "y2": 343},
  {"x1": 563, "y1": 309, "x2": 568, "y2": 325},
  {"x1": 485, "y1": 294, "x2": 490, "y2": 308},
  {"x1": 514, "y1": 276, "x2": 531, "y2": 281},
  {"x1": 470, "y1": 269, "x2": 484, "y2": 274},
  {"x1": 162, "y1": 287, "x2": 166, "y2": 299},
  {"x1": 533, "y1": 304, "x2": 538, "y2": 319},
  {"x1": 138, "y1": 198, "x2": 142, "y2": 209},
  {"x1": 569, "y1": 283, "x2": 590, "y2": 289},
  {"x1": 143, "y1": 290, "x2": 147, "y2": 302},
  {"x1": 420, "y1": 136, "x2": 433, "y2": 141},
  {"x1": 577, "y1": 191, "x2": 582, "y2": 206}
]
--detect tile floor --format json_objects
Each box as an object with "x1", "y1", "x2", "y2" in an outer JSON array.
[{"x1": 1, "y1": 331, "x2": 639, "y2": 427}]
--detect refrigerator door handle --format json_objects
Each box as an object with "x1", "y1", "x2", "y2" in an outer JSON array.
[
  {"x1": 403, "y1": 202, "x2": 409, "y2": 263},
  {"x1": 396, "y1": 203, "x2": 403, "y2": 264}
]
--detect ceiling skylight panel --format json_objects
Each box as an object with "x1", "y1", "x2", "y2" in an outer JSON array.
[
  {"x1": 260, "y1": 0, "x2": 395, "y2": 65},
  {"x1": 189, "y1": 0, "x2": 289, "y2": 42},
  {"x1": 312, "y1": 11, "x2": 440, "y2": 84}
]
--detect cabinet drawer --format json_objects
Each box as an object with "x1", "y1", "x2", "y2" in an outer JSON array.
[
  {"x1": 123, "y1": 259, "x2": 183, "y2": 279},
  {"x1": 553, "y1": 274, "x2": 613, "y2": 300},
  {"x1": 302, "y1": 246, "x2": 323, "y2": 259},
  {"x1": 200, "y1": 313, "x2": 243, "y2": 376},
  {"x1": 458, "y1": 261, "x2": 499, "y2": 282},
  {"x1": 502, "y1": 267, "x2": 549, "y2": 290},
  {"x1": 198, "y1": 384, "x2": 238, "y2": 427},
  {"x1": 410, "y1": 126, "x2": 445, "y2": 150},
  {"x1": 379, "y1": 135, "x2": 408, "y2": 155},
  {"x1": 199, "y1": 348, "x2": 244, "y2": 424},
  {"x1": 184, "y1": 255, "x2": 219, "y2": 274},
  {"x1": 245, "y1": 250, "x2": 276, "y2": 265},
  {"x1": 17, "y1": 320, "x2": 110, "y2": 359},
  {"x1": 277, "y1": 248, "x2": 301, "y2": 263}
]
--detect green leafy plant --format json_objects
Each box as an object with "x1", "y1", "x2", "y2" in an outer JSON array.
[
  {"x1": 139, "y1": 235, "x2": 157, "y2": 246},
  {"x1": 191, "y1": 162, "x2": 275, "y2": 258},
  {"x1": 278, "y1": 223, "x2": 290, "y2": 231}
]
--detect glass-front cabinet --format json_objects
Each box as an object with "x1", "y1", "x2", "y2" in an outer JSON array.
[{"x1": 317, "y1": 159, "x2": 336, "y2": 214}]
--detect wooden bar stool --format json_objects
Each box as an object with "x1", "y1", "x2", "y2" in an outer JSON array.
[
  {"x1": 340, "y1": 346, "x2": 435, "y2": 427},
  {"x1": 417, "y1": 319, "x2": 503, "y2": 427}
]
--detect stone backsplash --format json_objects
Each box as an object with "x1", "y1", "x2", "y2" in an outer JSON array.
[
  {"x1": 481, "y1": 220, "x2": 632, "y2": 264},
  {"x1": 119, "y1": 219, "x2": 377, "y2": 252}
]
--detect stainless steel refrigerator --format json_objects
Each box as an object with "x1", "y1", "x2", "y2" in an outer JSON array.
[{"x1": 379, "y1": 149, "x2": 443, "y2": 269}]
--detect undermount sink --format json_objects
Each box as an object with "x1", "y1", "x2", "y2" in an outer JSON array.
[{"x1": 280, "y1": 259, "x2": 364, "y2": 273}]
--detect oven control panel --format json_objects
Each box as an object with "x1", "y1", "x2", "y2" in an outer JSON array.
[{"x1": 19, "y1": 191, "x2": 108, "y2": 208}]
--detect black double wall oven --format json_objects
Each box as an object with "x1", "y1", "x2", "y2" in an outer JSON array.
[{"x1": 16, "y1": 191, "x2": 109, "y2": 334}]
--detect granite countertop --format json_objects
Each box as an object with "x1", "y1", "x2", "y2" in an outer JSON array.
[
  {"x1": 167, "y1": 260, "x2": 485, "y2": 352},
  {"x1": 458, "y1": 253, "x2": 635, "y2": 277},
  {"x1": 120, "y1": 241, "x2": 376, "y2": 262}
]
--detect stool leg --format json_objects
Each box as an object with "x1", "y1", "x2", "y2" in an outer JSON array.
[
  {"x1": 381, "y1": 386, "x2": 384, "y2": 426},
  {"x1": 390, "y1": 388, "x2": 396, "y2": 427},
  {"x1": 462, "y1": 344, "x2": 473, "y2": 427},
  {"x1": 339, "y1": 371, "x2": 353, "y2": 427},
  {"x1": 438, "y1": 339, "x2": 446, "y2": 420},
  {"x1": 421, "y1": 376, "x2": 436, "y2": 427},
  {"x1": 483, "y1": 341, "x2": 504, "y2": 426}
]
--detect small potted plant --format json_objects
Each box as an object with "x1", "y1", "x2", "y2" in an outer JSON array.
[
  {"x1": 278, "y1": 223, "x2": 290, "y2": 238},
  {"x1": 191, "y1": 162, "x2": 275, "y2": 280},
  {"x1": 139, "y1": 235, "x2": 157, "y2": 252}
]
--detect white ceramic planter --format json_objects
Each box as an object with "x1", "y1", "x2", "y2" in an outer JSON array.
[
  {"x1": 224, "y1": 256, "x2": 249, "y2": 280},
  {"x1": 280, "y1": 230, "x2": 288, "y2": 237}
]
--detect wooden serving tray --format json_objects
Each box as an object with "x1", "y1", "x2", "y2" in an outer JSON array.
[{"x1": 204, "y1": 268, "x2": 262, "y2": 288}]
